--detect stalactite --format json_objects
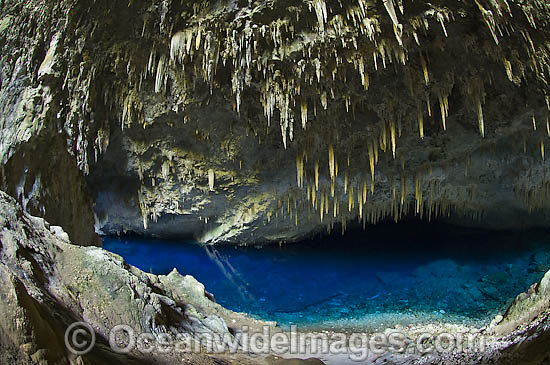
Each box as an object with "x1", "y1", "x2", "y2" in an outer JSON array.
[
  {"x1": 208, "y1": 169, "x2": 215, "y2": 191},
  {"x1": 418, "y1": 110, "x2": 424, "y2": 139},
  {"x1": 362, "y1": 180, "x2": 367, "y2": 204},
  {"x1": 383, "y1": 0, "x2": 400, "y2": 28},
  {"x1": 380, "y1": 123, "x2": 387, "y2": 152},
  {"x1": 320, "y1": 191, "x2": 325, "y2": 221},
  {"x1": 296, "y1": 153, "x2": 304, "y2": 188},
  {"x1": 401, "y1": 176, "x2": 407, "y2": 206},
  {"x1": 325, "y1": 190, "x2": 329, "y2": 216},
  {"x1": 349, "y1": 185, "x2": 354, "y2": 212},
  {"x1": 390, "y1": 120, "x2": 396, "y2": 158},
  {"x1": 503, "y1": 59, "x2": 513, "y2": 81},
  {"x1": 312, "y1": 0, "x2": 328, "y2": 32},
  {"x1": 368, "y1": 142, "x2": 375, "y2": 184},
  {"x1": 301, "y1": 99, "x2": 308, "y2": 129},
  {"x1": 438, "y1": 93, "x2": 449, "y2": 131},
  {"x1": 155, "y1": 55, "x2": 168, "y2": 94},
  {"x1": 474, "y1": 0, "x2": 500, "y2": 44},
  {"x1": 420, "y1": 53, "x2": 429, "y2": 85},
  {"x1": 315, "y1": 161, "x2": 320, "y2": 191},
  {"x1": 475, "y1": 95, "x2": 485, "y2": 137},
  {"x1": 344, "y1": 172, "x2": 348, "y2": 193},
  {"x1": 328, "y1": 144, "x2": 335, "y2": 179}
]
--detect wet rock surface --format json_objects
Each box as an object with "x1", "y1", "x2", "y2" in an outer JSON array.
[{"x1": 0, "y1": 191, "x2": 270, "y2": 364}]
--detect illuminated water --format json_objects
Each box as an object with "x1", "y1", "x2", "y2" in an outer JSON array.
[{"x1": 103, "y1": 223, "x2": 550, "y2": 330}]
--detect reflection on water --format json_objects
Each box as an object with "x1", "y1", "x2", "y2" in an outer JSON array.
[{"x1": 103, "y1": 223, "x2": 550, "y2": 330}]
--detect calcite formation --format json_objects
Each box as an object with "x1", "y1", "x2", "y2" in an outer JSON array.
[{"x1": 0, "y1": 0, "x2": 550, "y2": 244}]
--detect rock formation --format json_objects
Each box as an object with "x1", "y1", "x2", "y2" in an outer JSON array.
[
  {"x1": 0, "y1": 188, "x2": 549, "y2": 365},
  {"x1": 2, "y1": 0, "x2": 550, "y2": 363},
  {"x1": 0, "y1": 190, "x2": 273, "y2": 364},
  {"x1": 0, "y1": 0, "x2": 549, "y2": 244}
]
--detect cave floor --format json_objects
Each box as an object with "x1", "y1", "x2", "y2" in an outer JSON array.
[{"x1": 103, "y1": 224, "x2": 550, "y2": 332}]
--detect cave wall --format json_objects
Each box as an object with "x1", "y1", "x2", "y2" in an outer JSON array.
[{"x1": 1, "y1": 0, "x2": 550, "y2": 244}]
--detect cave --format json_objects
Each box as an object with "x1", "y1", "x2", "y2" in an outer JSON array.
[{"x1": 1, "y1": 0, "x2": 550, "y2": 364}]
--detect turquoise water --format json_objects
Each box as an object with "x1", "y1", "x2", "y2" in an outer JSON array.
[{"x1": 103, "y1": 223, "x2": 550, "y2": 330}]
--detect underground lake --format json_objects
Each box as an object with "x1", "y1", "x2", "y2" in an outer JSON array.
[{"x1": 103, "y1": 222, "x2": 550, "y2": 332}]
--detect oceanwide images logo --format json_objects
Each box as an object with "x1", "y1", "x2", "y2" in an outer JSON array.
[{"x1": 64, "y1": 322, "x2": 486, "y2": 361}]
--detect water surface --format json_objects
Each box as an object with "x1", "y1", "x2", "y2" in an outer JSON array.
[{"x1": 103, "y1": 223, "x2": 550, "y2": 330}]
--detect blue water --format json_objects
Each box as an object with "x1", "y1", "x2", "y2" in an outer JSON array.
[{"x1": 103, "y1": 224, "x2": 550, "y2": 330}]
